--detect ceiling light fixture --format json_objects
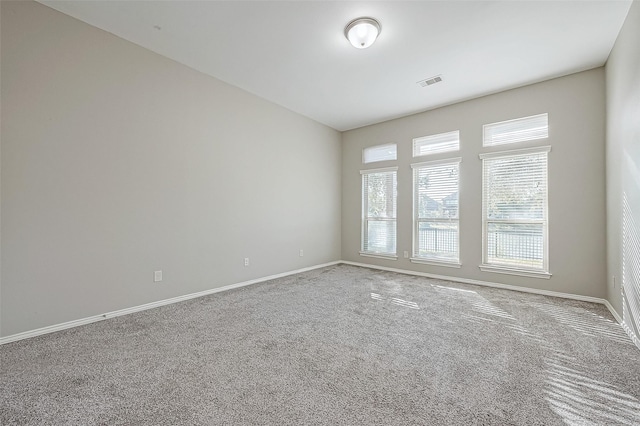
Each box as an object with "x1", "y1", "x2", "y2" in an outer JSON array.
[{"x1": 344, "y1": 17, "x2": 381, "y2": 49}]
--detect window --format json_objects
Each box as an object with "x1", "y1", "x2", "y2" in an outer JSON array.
[
  {"x1": 413, "y1": 131, "x2": 459, "y2": 157},
  {"x1": 361, "y1": 168, "x2": 397, "y2": 258},
  {"x1": 363, "y1": 143, "x2": 397, "y2": 164},
  {"x1": 480, "y1": 147, "x2": 551, "y2": 277},
  {"x1": 411, "y1": 158, "x2": 461, "y2": 266},
  {"x1": 483, "y1": 113, "x2": 548, "y2": 147}
]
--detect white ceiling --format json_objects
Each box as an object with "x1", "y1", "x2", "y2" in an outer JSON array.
[{"x1": 38, "y1": 1, "x2": 632, "y2": 131}]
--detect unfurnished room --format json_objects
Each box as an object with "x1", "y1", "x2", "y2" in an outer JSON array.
[{"x1": 1, "y1": 1, "x2": 639, "y2": 425}]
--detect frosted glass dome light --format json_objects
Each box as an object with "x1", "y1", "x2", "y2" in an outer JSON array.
[{"x1": 345, "y1": 17, "x2": 381, "y2": 49}]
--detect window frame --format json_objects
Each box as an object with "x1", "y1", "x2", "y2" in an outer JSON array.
[
  {"x1": 483, "y1": 113, "x2": 548, "y2": 147},
  {"x1": 360, "y1": 167, "x2": 398, "y2": 259},
  {"x1": 410, "y1": 157, "x2": 462, "y2": 268},
  {"x1": 362, "y1": 143, "x2": 397, "y2": 164},
  {"x1": 412, "y1": 130, "x2": 460, "y2": 157},
  {"x1": 479, "y1": 146, "x2": 551, "y2": 279}
]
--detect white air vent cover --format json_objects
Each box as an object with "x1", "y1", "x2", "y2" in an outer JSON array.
[{"x1": 417, "y1": 75, "x2": 443, "y2": 87}]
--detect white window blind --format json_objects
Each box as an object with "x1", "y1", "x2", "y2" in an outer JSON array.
[
  {"x1": 481, "y1": 147, "x2": 550, "y2": 272},
  {"x1": 412, "y1": 159, "x2": 461, "y2": 264},
  {"x1": 483, "y1": 113, "x2": 548, "y2": 147},
  {"x1": 622, "y1": 193, "x2": 640, "y2": 346},
  {"x1": 413, "y1": 131, "x2": 460, "y2": 157},
  {"x1": 363, "y1": 143, "x2": 397, "y2": 164},
  {"x1": 361, "y1": 168, "x2": 397, "y2": 257}
]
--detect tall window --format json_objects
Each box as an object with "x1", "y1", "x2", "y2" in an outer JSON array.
[
  {"x1": 361, "y1": 168, "x2": 397, "y2": 258},
  {"x1": 412, "y1": 159, "x2": 461, "y2": 266},
  {"x1": 480, "y1": 147, "x2": 550, "y2": 276}
]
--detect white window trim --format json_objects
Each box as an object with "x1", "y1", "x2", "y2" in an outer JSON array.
[
  {"x1": 410, "y1": 258, "x2": 461, "y2": 268},
  {"x1": 360, "y1": 166, "x2": 399, "y2": 174},
  {"x1": 361, "y1": 167, "x2": 398, "y2": 258},
  {"x1": 411, "y1": 158, "x2": 462, "y2": 265},
  {"x1": 479, "y1": 145, "x2": 551, "y2": 160},
  {"x1": 411, "y1": 157, "x2": 463, "y2": 168},
  {"x1": 360, "y1": 252, "x2": 399, "y2": 260},
  {"x1": 479, "y1": 147, "x2": 550, "y2": 276},
  {"x1": 479, "y1": 265, "x2": 552, "y2": 279}
]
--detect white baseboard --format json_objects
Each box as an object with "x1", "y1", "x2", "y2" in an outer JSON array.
[
  {"x1": 0, "y1": 261, "x2": 341, "y2": 345},
  {"x1": 345, "y1": 260, "x2": 640, "y2": 349},
  {"x1": 602, "y1": 299, "x2": 623, "y2": 323},
  {"x1": 3, "y1": 260, "x2": 637, "y2": 350},
  {"x1": 341, "y1": 260, "x2": 623, "y2": 318},
  {"x1": 618, "y1": 295, "x2": 640, "y2": 350},
  {"x1": 341, "y1": 260, "x2": 609, "y2": 304},
  {"x1": 620, "y1": 321, "x2": 640, "y2": 350}
]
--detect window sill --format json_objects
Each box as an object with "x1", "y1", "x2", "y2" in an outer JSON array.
[
  {"x1": 359, "y1": 252, "x2": 398, "y2": 260},
  {"x1": 410, "y1": 258, "x2": 461, "y2": 268},
  {"x1": 479, "y1": 265, "x2": 551, "y2": 279}
]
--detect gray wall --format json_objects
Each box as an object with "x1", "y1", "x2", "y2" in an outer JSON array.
[
  {"x1": 0, "y1": 1, "x2": 342, "y2": 337},
  {"x1": 606, "y1": 0, "x2": 640, "y2": 331},
  {"x1": 342, "y1": 69, "x2": 606, "y2": 298}
]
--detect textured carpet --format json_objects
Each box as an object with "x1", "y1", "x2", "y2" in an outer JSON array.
[{"x1": 1, "y1": 264, "x2": 639, "y2": 425}]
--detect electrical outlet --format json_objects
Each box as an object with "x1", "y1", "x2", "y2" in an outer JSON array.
[
  {"x1": 299, "y1": 249, "x2": 304, "y2": 257},
  {"x1": 154, "y1": 270, "x2": 162, "y2": 282},
  {"x1": 244, "y1": 258, "x2": 250, "y2": 267},
  {"x1": 404, "y1": 251, "x2": 409, "y2": 259}
]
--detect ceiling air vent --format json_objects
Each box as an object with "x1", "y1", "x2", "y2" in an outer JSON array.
[{"x1": 417, "y1": 75, "x2": 443, "y2": 87}]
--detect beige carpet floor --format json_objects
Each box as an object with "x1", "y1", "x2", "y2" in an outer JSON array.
[{"x1": 1, "y1": 264, "x2": 639, "y2": 425}]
